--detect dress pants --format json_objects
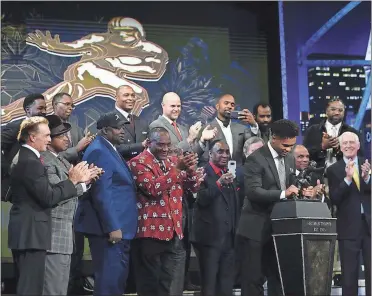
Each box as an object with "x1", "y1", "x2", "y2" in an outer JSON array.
[
  {"x1": 43, "y1": 252, "x2": 71, "y2": 295},
  {"x1": 87, "y1": 235, "x2": 131, "y2": 296},
  {"x1": 339, "y1": 216, "x2": 371, "y2": 296},
  {"x1": 12, "y1": 249, "x2": 47, "y2": 295},
  {"x1": 194, "y1": 234, "x2": 235, "y2": 296},
  {"x1": 238, "y1": 235, "x2": 283, "y2": 296},
  {"x1": 132, "y1": 235, "x2": 186, "y2": 296},
  {"x1": 68, "y1": 230, "x2": 85, "y2": 293}
]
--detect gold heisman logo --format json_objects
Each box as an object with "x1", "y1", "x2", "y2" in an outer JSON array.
[{"x1": 2, "y1": 17, "x2": 169, "y2": 123}]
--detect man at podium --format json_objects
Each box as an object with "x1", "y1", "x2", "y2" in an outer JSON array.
[{"x1": 237, "y1": 119, "x2": 299, "y2": 296}]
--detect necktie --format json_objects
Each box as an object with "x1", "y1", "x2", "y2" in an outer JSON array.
[
  {"x1": 40, "y1": 156, "x2": 44, "y2": 165},
  {"x1": 172, "y1": 122, "x2": 182, "y2": 141},
  {"x1": 57, "y1": 155, "x2": 71, "y2": 170},
  {"x1": 353, "y1": 166, "x2": 360, "y2": 191},
  {"x1": 128, "y1": 114, "x2": 134, "y2": 128},
  {"x1": 277, "y1": 156, "x2": 286, "y2": 190}
]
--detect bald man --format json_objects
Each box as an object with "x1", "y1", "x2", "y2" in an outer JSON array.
[
  {"x1": 114, "y1": 85, "x2": 149, "y2": 161},
  {"x1": 198, "y1": 94, "x2": 257, "y2": 167},
  {"x1": 149, "y1": 92, "x2": 217, "y2": 155}
]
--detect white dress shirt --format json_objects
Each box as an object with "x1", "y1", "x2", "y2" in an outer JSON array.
[
  {"x1": 216, "y1": 118, "x2": 234, "y2": 154},
  {"x1": 267, "y1": 142, "x2": 286, "y2": 200},
  {"x1": 115, "y1": 105, "x2": 131, "y2": 121},
  {"x1": 324, "y1": 120, "x2": 342, "y2": 168}
]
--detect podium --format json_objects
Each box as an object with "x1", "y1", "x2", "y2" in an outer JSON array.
[{"x1": 270, "y1": 200, "x2": 337, "y2": 296}]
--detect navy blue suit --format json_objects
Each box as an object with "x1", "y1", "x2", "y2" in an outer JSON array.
[{"x1": 74, "y1": 135, "x2": 138, "y2": 296}]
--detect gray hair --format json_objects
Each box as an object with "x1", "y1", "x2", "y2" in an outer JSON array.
[
  {"x1": 338, "y1": 131, "x2": 359, "y2": 144},
  {"x1": 243, "y1": 136, "x2": 264, "y2": 157}
]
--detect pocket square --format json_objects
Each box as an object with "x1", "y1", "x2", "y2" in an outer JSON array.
[{"x1": 142, "y1": 132, "x2": 148, "y2": 134}]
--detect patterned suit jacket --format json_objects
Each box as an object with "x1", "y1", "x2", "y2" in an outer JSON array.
[
  {"x1": 129, "y1": 150, "x2": 201, "y2": 241},
  {"x1": 41, "y1": 150, "x2": 85, "y2": 254}
]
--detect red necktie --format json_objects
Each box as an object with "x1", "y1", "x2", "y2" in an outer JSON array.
[
  {"x1": 172, "y1": 122, "x2": 182, "y2": 141},
  {"x1": 40, "y1": 156, "x2": 44, "y2": 165}
]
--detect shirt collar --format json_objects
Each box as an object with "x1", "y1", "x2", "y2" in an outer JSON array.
[
  {"x1": 268, "y1": 141, "x2": 279, "y2": 159},
  {"x1": 343, "y1": 156, "x2": 358, "y2": 166},
  {"x1": 296, "y1": 169, "x2": 300, "y2": 176},
  {"x1": 22, "y1": 144, "x2": 41, "y2": 158},
  {"x1": 49, "y1": 150, "x2": 59, "y2": 157},
  {"x1": 115, "y1": 105, "x2": 130, "y2": 120},
  {"x1": 209, "y1": 161, "x2": 226, "y2": 176},
  {"x1": 216, "y1": 117, "x2": 230, "y2": 128},
  {"x1": 162, "y1": 115, "x2": 176, "y2": 125},
  {"x1": 325, "y1": 120, "x2": 342, "y2": 131},
  {"x1": 102, "y1": 136, "x2": 117, "y2": 151}
]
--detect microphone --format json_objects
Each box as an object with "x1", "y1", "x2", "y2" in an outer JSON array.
[{"x1": 306, "y1": 161, "x2": 325, "y2": 173}]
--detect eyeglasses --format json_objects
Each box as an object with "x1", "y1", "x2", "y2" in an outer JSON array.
[{"x1": 57, "y1": 102, "x2": 76, "y2": 109}]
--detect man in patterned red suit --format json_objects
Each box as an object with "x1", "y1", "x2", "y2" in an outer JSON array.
[{"x1": 129, "y1": 127, "x2": 203, "y2": 296}]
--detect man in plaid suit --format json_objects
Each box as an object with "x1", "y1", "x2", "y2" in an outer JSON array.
[{"x1": 41, "y1": 115, "x2": 102, "y2": 295}]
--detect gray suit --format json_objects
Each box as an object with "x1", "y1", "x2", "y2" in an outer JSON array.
[
  {"x1": 199, "y1": 118, "x2": 255, "y2": 166},
  {"x1": 149, "y1": 115, "x2": 204, "y2": 156},
  {"x1": 41, "y1": 150, "x2": 85, "y2": 295},
  {"x1": 59, "y1": 122, "x2": 84, "y2": 164}
]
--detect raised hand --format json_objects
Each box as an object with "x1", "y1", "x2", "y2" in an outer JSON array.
[
  {"x1": 201, "y1": 125, "x2": 218, "y2": 142},
  {"x1": 217, "y1": 172, "x2": 234, "y2": 186},
  {"x1": 68, "y1": 161, "x2": 90, "y2": 185},
  {"x1": 238, "y1": 109, "x2": 256, "y2": 125},
  {"x1": 345, "y1": 159, "x2": 355, "y2": 182},
  {"x1": 361, "y1": 159, "x2": 371, "y2": 181},
  {"x1": 188, "y1": 121, "x2": 202, "y2": 142}
]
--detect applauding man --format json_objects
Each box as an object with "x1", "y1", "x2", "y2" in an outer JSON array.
[
  {"x1": 327, "y1": 132, "x2": 371, "y2": 296},
  {"x1": 129, "y1": 127, "x2": 203, "y2": 296}
]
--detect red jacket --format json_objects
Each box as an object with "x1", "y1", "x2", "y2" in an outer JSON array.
[{"x1": 129, "y1": 150, "x2": 200, "y2": 241}]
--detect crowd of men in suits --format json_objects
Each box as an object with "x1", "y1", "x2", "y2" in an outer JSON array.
[{"x1": 1, "y1": 86, "x2": 371, "y2": 296}]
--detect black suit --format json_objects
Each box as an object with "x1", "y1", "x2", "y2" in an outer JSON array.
[
  {"x1": 303, "y1": 120, "x2": 363, "y2": 169},
  {"x1": 8, "y1": 146, "x2": 77, "y2": 295},
  {"x1": 327, "y1": 158, "x2": 371, "y2": 296},
  {"x1": 237, "y1": 144, "x2": 295, "y2": 296},
  {"x1": 114, "y1": 109, "x2": 149, "y2": 161},
  {"x1": 191, "y1": 163, "x2": 243, "y2": 296},
  {"x1": 1, "y1": 119, "x2": 23, "y2": 201}
]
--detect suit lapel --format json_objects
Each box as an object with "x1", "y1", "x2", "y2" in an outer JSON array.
[
  {"x1": 211, "y1": 119, "x2": 226, "y2": 142},
  {"x1": 116, "y1": 110, "x2": 135, "y2": 139},
  {"x1": 206, "y1": 163, "x2": 229, "y2": 205},
  {"x1": 230, "y1": 122, "x2": 239, "y2": 156},
  {"x1": 159, "y1": 116, "x2": 180, "y2": 142},
  {"x1": 262, "y1": 145, "x2": 281, "y2": 189}
]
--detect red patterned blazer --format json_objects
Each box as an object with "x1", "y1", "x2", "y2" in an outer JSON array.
[{"x1": 129, "y1": 150, "x2": 200, "y2": 241}]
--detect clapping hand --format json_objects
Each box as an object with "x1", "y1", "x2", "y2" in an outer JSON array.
[
  {"x1": 345, "y1": 159, "x2": 355, "y2": 182},
  {"x1": 361, "y1": 159, "x2": 371, "y2": 182},
  {"x1": 200, "y1": 125, "x2": 218, "y2": 143}
]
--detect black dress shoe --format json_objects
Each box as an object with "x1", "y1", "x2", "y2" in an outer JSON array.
[{"x1": 184, "y1": 282, "x2": 201, "y2": 291}]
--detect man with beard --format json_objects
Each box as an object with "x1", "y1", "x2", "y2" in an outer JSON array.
[
  {"x1": 249, "y1": 103, "x2": 273, "y2": 143},
  {"x1": 198, "y1": 94, "x2": 257, "y2": 167},
  {"x1": 2, "y1": 93, "x2": 47, "y2": 198},
  {"x1": 303, "y1": 98, "x2": 363, "y2": 169}
]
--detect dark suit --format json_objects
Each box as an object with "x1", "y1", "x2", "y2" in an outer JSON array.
[
  {"x1": 191, "y1": 163, "x2": 243, "y2": 296},
  {"x1": 149, "y1": 115, "x2": 204, "y2": 156},
  {"x1": 199, "y1": 118, "x2": 255, "y2": 167},
  {"x1": 303, "y1": 120, "x2": 363, "y2": 169},
  {"x1": 114, "y1": 109, "x2": 149, "y2": 161},
  {"x1": 74, "y1": 136, "x2": 138, "y2": 296},
  {"x1": 327, "y1": 158, "x2": 371, "y2": 296},
  {"x1": 237, "y1": 144, "x2": 295, "y2": 296},
  {"x1": 8, "y1": 146, "x2": 77, "y2": 295},
  {"x1": 1, "y1": 119, "x2": 23, "y2": 200}
]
